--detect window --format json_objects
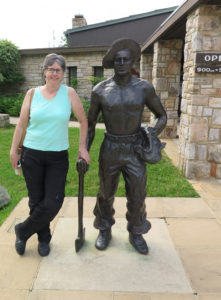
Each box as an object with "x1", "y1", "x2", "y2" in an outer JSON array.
[
  {"x1": 93, "y1": 66, "x2": 104, "y2": 78},
  {"x1": 68, "y1": 66, "x2": 77, "y2": 86}
]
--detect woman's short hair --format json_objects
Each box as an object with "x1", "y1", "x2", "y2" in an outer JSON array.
[{"x1": 43, "y1": 53, "x2": 66, "y2": 72}]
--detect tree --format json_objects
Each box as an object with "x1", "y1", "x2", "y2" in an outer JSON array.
[
  {"x1": 58, "y1": 33, "x2": 70, "y2": 47},
  {"x1": 0, "y1": 40, "x2": 24, "y2": 91}
]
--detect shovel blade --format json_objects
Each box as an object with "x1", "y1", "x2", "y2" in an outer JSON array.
[{"x1": 75, "y1": 228, "x2": 85, "y2": 252}]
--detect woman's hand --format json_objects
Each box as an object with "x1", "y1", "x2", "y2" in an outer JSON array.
[
  {"x1": 78, "y1": 147, "x2": 90, "y2": 165},
  {"x1": 10, "y1": 151, "x2": 21, "y2": 170}
]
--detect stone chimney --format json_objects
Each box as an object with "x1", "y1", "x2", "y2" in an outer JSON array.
[{"x1": 72, "y1": 14, "x2": 87, "y2": 29}]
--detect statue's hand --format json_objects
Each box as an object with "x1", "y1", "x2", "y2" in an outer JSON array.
[
  {"x1": 147, "y1": 126, "x2": 156, "y2": 136},
  {"x1": 76, "y1": 158, "x2": 89, "y2": 175}
]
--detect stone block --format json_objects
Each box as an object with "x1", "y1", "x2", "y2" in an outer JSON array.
[
  {"x1": 209, "y1": 128, "x2": 220, "y2": 141},
  {"x1": 208, "y1": 144, "x2": 221, "y2": 163},
  {"x1": 191, "y1": 32, "x2": 203, "y2": 51},
  {"x1": 164, "y1": 126, "x2": 177, "y2": 138},
  {"x1": 168, "y1": 83, "x2": 179, "y2": 96},
  {"x1": 167, "y1": 110, "x2": 178, "y2": 119},
  {"x1": 193, "y1": 77, "x2": 212, "y2": 85},
  {"x1": 216, "y1": 164, "x2": 221, "y2": 179},
  {"x1": 154, "y1": 78, "x2": 167, "y2": 91},
  {"x1": 0, "y1": 114, "x2": 10, "y2": 128},
  {"x1": 203, "y1": 36, "x2": 221, "y2": 51},
  {"x1": 180, "y1": 113, "x2": 189, "y2": 127},
  {"x1": 185, "y1": 143, "x2": 196, "y2": 159},
  {"x1": 212, "y1": 109, "x2": 221, "y2": 125},
  {"x1": 210, "y1": 98, "x2": 221, "y2": 108},
  {"x1": 198, "y1": 16, "x2": 220, "y2": 30},
  {"x1": 201, "y1": 88, "x2": 217, "y2": 96},
  {"x1": 181, "y1": 98, "x2": 187, "y2": 113},
  {"x1": 189, "y1": 117, "x2": 208, "y2": 142},
  {"x1": 191, "y1": 95, "x2": 209, "y2": 106},
  {"x1": 184, "y1": 126, "x2": 189, "y2": 139},
  {"x1": 160, "y1": 91, "x2": 168, "y2": 99},
  {"x1": 213, "y1": 78, "x2": 221, "y2": 88},
  {"x1": 0, "y1": 184, "x2": 11, "y2": 208},
  {"x1": 203, "y1": 107, "x2": 212, "y2": 116},
  {"x1": 166, "y1": 61, "x2": 180, "y2": 75},
  {"x1": 185, "y1": 160, "x2": 211, "y2": 179},
  {"x1": 211, "y1": 162, "x2": 217, "y2": 177},
  {"x1": 197, "y1": 144, "x2": 207, "y2": 160}
]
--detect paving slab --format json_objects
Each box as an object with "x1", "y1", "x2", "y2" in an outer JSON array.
[
  {"x1": 167, "y1": 218, "x2": 221, "y2": 249},
  {"x1": 33, "y1": 217, "x2": 192, "y2": 294},
  {"x1": 0, "y1": 240, "x2": 41, "y2": 290},
  {"x1": 114, "y1": 293, "x2": 197, "y2": 300},
  {"x1": 59, "y1": 196, "x2": 213, "y2": 220},
  {"x1": 197, "y1": 294, "x2": 221, "y2": 300},
  {"x1": 0, "y1": 289, "x2": 29, "y2": 300},
  {"x1": 178, "y1": 248, "x2": 221, "y2": 293},
  {"x1": 27, "y1": 290, "x2": 113, "y2": 300}
]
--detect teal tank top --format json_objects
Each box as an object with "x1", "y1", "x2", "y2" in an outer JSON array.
[{"x1": 23, "y1": 85, "x2": 71, "y2": 151}]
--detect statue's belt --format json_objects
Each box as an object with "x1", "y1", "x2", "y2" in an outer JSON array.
[{"x1": 104, "y1": 132, "x2": 141, "y2": 143}]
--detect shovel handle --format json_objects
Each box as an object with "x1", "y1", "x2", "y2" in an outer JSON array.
[{"x1": 77, "y1": 172, "x2": 84, "y2": 237}]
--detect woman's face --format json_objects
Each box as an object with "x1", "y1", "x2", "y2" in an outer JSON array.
[{"x1": 44, "y1": 62, "x2": 64, "y2": 85}]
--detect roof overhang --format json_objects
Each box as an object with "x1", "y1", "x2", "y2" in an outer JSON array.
[
  {"x1": 19, "y1": 46, "x2": 109, "y2": 56},
  {"x1": 141, "y1": 0, "x2": 221, "y2": 53}
]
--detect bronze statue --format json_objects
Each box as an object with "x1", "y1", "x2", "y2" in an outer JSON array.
[{"x1": 87, "y1": 38, "x2": 167, "y2": 255}]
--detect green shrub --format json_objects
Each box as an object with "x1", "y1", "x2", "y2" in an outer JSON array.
[
  {"x1": 70, "y1": 77, "x2": 78, "y2": 89},
  {"x1": 71, "y1": 97, "x2": 104, "y2": 123},
  {"x1": 0, "y1": 40, "x2": 25, "y2": 91},
  {"x1": 89, "y1": 76, "x2": 105, "y2": 87},
  {"x1": 0, "y1": 94, "x2": 24, "y2": 116}
]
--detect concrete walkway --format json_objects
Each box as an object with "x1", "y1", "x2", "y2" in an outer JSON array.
[{"x1": 1, "y1": 118, "x2": 221, "y2": 299}]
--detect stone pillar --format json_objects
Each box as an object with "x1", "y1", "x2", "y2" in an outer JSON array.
[
  {"x1": 179, "y1": 4, "x2": 221, "y2": 179},
  {"x1": 140, "y1": 53, "x2": 153, "y2": 123},
  {"x1": 152, "y1": 39, "x2": 183, "y2": 138}
]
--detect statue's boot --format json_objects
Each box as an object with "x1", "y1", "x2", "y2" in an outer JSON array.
[
  {"x1": 129, "y1": 233, "x2": 149, "y2": 255},
  {"x1": 95, "y1": 229, "x2": 112, "y2": 250}
]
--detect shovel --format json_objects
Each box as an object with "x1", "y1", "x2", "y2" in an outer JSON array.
[{"x1": 75, "y1": 158, "x2": 89, "y2": 252}]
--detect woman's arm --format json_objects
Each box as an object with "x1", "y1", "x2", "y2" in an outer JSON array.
[
  {"x1": 68, "y1": 87, "x2": 90, "y2": 164},
  {"x1": 10, "y1": 89, "x2": 33, "y2": 169}
]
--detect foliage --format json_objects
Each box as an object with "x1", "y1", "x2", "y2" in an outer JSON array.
[
  {"x1": 0, "y1": 40, "x2": 25, "y2": 90},
  {"x1": 89, "y1": 76, "x2": 106, "y2": 87},
  {"x1": 0, "y1": 126, "x2": 199, "y2": 224},
  {"x1": 0, "y1": 94, "x2": 24, "y2": 116},
  {"x1": 71, "y1": 97, "x2": 104, "y2": 123},
  {"x1": 70, "y1": 77, "x2": 78, "y2": 89},
  {"x1": 58, "y1": 33, "x2": 70, "y2": 47}
]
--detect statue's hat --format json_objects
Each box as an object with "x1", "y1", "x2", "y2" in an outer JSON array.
[{"x1": 102, "y1": 38, "x2": 141, "y2": 69}]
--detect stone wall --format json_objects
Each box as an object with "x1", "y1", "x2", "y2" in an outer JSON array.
[
  {"x1": 19, "y1": 51, "x2": 114, "y2": 100},
  {"x1": 152, "y1": 39, "x2": 183, "y2": 138},
  {"x1": 140, "y1": 53, "x2": 153, "y2": 82},
  {"x1": 19, "y1": 55, "x2": 45, "y2": 91},
  {"x1": 179, "y1": 5, "x2": 221, "y2": 179},
  {"x1": 65, "y1": 51, "x2": 113, "y2": 100},
  {"x1": 140, "y1": 53, "x2": 153, "y2": 123}
]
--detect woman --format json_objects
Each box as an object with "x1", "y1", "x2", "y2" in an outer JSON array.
[{"x1": 10, "y1": 53, "x2": 90, "y2": 256}]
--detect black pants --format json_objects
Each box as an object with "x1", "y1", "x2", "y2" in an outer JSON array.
[
  {"x1": 19, "y1": 146, "x2": 69, "y2": 243},
  {"x1": 93, "y1": 133, "x2": 151, "y2": 235}
]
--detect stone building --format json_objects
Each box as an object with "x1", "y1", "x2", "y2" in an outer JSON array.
[
  {"x1": 18, "y1": 0, "x2": 221, "y2": 180},
  {"x1": 18, "y1": 7, "x2": 174, "y2": 100}
]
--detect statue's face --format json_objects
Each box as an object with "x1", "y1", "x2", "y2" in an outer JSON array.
[{"x1": 114, "y1": 49, "x2": 134, "y2": 76}]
